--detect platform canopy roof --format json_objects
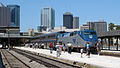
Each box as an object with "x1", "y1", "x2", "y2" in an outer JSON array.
[{"x1": 98, "y1": 30, "x2": 120, "y2": 38}]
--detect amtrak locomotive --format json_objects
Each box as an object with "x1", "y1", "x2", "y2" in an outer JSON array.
[
  {"x1": 57, "y1": 30, "x2": 98, "y2": 52},
  {"x1": 31, "y1": 30, "x2": 98, "y2": 52},
  {"x1": 58, "y1": 30, "x2": 98, "y2": 47}
]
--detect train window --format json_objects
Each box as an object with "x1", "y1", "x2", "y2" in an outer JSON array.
[
  {"x1": 58, "y1": 34, "x2": 63, "y2": 38},
  {"x1": 40, "y1": 36, "x2": 45, "y2": 39},
  {"x1": 70, "y1": 32, "x2": 76, "y2": 36},
  {"x1": 78, "y1": 31, "x2": 81, "y2": 35},
  {"x1": 90, "y1": 32, "x2": 96, "y2": 34},
  {"x1": 48, "y1": 35, "x2": 55, "y2": 38},
  {"x1": 73, "y1": 32, "x2": 76, "y2": 35},
  {"x1": 74, "y1": 31, "x2": 80, "y2": 35},
  {"x1": 74, "y1": 31, "x2": 78, "y2": 35},
  {"x1": 70, "y1": 32, "x2": 73, "y2": 36},
  {"x1": 84, "y1": 32, "x2": 90, "y2": 34},
  {"x1": 64, "y1": 33, "x2": 70, "y2": 37}
]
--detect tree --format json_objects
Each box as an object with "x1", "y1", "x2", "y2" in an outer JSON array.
[
  {"x1": 109, "y1": 23, "x2": 114, "y2": 31},
  {"x1": 90, "y1": 27, "x2": 95, "y2": 30},
  {"x1": 116, "y1": 27, "x2": 120, "y2": 30}
]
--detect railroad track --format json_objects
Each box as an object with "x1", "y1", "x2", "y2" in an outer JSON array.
[
  {"x1": 1, "y1": 49, "x2": 30, "y2": 68},
  {"x1": 13, "y1": 48, "x2": 81, "y2": 68}
]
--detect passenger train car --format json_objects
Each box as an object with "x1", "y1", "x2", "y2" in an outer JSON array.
[
  {"x1": 31, "y1": 31, "x2": 66, "y2": 47},
  {"x1": 31, "y1": 30, "x2": 98, "y2": 53}
]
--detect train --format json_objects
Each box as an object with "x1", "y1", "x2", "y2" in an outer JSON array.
[{"x1": 31, "y1": 30, "x2": 98, "y2": 53}]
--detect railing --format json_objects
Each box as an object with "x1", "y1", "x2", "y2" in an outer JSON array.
[{"x1": 0, "y1": 33, "x2": 20, "y2": 37}]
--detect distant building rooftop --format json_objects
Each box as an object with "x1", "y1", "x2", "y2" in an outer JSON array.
[
  {"x1": 114, "y1": 25, "x2": 120, "y2": 27},
  {"x1": 87, "y1": 20, "x2": 106, "y2": 23},
  {"x1": 63, "y1": 12, "x2": 73, "y2": 15}
]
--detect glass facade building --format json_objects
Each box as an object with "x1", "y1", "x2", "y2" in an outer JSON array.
[
  {"x1": 7, "y1": 5, "x2": 20, "y2": 27},
  {"x1": 41, "y1": 7, "x2": 55, "y2": 30},
  {"x1": 63, "y1": 12, "x2": 73, "y2": 29}
]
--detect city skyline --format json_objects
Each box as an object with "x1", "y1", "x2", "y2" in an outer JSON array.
[{"x1": 1, "y1": 0, "x2": 120, "y2": 31}]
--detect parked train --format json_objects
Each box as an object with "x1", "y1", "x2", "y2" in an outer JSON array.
[{"x1": 31, "y1": 30, "x2": 98, "y2": 53}]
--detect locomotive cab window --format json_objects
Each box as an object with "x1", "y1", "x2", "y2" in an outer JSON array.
[
  {"x1": 70, "y1": 32, "x2": 76, "y2": 36},
  {"x1": 90, "y1": 32, "x2": 96, "y2": 34},
  {"x1": 58, "y1": 34, "x2": 63, "y2": 38},
  {"x1": 64, "y1": 33, "x2": 70, "y2": 37}
]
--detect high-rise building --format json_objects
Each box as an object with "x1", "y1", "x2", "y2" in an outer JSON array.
[
  {"x1": 63, "y1": 12, "x2": 73, "y2": 29},
  {"x1": 0, "y1": 3, "x2": 10, "y2": 27},
  {"x1": 41, "y1": 7, "x2": 55, "y2": 30},
  {"x1": 7, "y1": 5, "x2": 20, "y2": 27},
  {"x1": 73, "y1": 17, "x2": 79, "y2": 29},
  {"x1": 0, "y1": 3, "x2": 20, "y2": 34}
]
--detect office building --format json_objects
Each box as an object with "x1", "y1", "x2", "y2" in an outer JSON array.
[
  {"x1": 63, "y1": 12, "x2": 73, "y2": 29},
  {"x1": 41, "y1": 7, "x2": 55, "y2": 30},
  {"x1": 0, "y1": 3, "x2": 20, "y2": 34},
  {"x1": 81, "y1": 20, "x2": 107, "y2": 34},
  {"x1": 0, "y1": 3, "x2": 10, "y2": 27},
  {"x1": 88, "y1": 20, "x2": 107, "y2": 33},
  {"x1": 7, "y1": 5, "x2": 20, "y2": 27},
  {"x1": 73, "y1": 17, "x2": 79, "y2": 29}
]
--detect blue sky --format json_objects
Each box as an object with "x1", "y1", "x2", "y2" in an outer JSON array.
[{"x1": 1, "y1": 0, "x2": 120, "y2": 31}]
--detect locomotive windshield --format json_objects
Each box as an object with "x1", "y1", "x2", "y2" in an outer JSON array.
[
  {"x1": 84, "y1": 32, "x2": 90, "y2": 34},
  {"x1": 84, "y1": 31, "x2": 96, "y2": 35},
  {"x1": 90, "y1": 32, "x2": 96, "y2": 34}
]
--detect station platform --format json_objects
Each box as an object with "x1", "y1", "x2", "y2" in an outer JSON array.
[
  {"x1": 101, "y1": 50, "x2": 120, "y2": 57},
  {"x1": 15, "y1": 47, "x2": 120, "y2": 68}
]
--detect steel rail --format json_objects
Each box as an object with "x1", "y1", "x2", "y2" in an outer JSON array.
[{"x1": 13, "y1": 48, "x2": 81, "y2": 68}]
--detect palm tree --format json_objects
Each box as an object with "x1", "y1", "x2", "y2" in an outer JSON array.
[{"x1": 109, "y1": 23, "x2": 114, "y2": 31}]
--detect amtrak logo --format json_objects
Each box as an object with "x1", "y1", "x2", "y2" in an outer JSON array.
[
  {"x1": 89, "y1": 35, "x2": 93, "y2": 38},
  {"x1": 73, "y1": 38, "x2": 76, "y2": 43}
]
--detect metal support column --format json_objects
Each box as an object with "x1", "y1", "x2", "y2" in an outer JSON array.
[
  {"x1": 116, "y1": 37, "x2": 118, "y2": 50},
  {"x1": 108, "y1": 38, "x2": 110, "y2": 50},
  {"x1": 101, "y1": 38, "x2": 103, "y2": 49},
  {"x1": 8, "y1": 29, "x2": 10, "y2": 50}
]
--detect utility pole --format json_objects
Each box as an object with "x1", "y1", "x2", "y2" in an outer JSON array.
[
  {"x1": 8, "y1": 26, "x2": 10, "y2": 50},
  {"x1": 60, "y1": 25, "x2": 62, "y2": 31},
  {"x1": 89, "y1": 22, "x2": 90, "y2": 30}
]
